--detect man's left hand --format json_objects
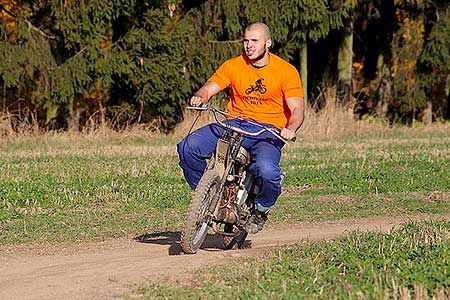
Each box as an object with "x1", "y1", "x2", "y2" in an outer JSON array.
[{"x1": 280, "y1": 128, "x2": 296, "y2": 141}]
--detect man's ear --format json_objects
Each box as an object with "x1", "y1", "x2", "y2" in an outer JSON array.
[{"x1": 266, "y1": 39, "x2": 272, "y2": 49}]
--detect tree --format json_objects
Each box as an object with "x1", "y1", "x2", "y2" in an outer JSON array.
[
  {"x1": 0, "y1": 1, "x2": 197, "y2": 131},
  {"x1": 3, "y1": 0, "x2": 448, "y2": 131},
  {"x1": 337, "y1": 16, "x2": 353, "y2": 107},
  {"x1": 183, "y1": 0, "x2": 352, "y2": 109},
  {"x1": 419, "y1": 1, "x2": 450, "y2": 121},
  {"x1": 351, "y1": 0, "x2": 449, "y2": 124}
]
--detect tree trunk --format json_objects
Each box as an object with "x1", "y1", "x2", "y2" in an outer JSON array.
[
  {"x1": 446, "y1": 93, "x2": 450, "y2": 120},
  {"x1": 68, "y1": 97, "x2": 80, "y2": 132},
  {"x1": 421, "y1": 100, "x2": 433, "y2": 124},
  {"x1": 337, "y1": 18, "x2": 353, "y2": 108},
  {"x1": 375, "y1": 54, "x2": 390, "y2": 119},
  {"x1": 300, "y1": 45, "x2": 308, "y2": 104}
]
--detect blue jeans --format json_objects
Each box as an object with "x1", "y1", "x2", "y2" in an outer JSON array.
[{"x1": 177, "y1": 119, "x2": 284, "y2": 208}]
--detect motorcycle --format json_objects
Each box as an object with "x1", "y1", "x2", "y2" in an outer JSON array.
[{"x1": 180, "y1": 105, "x2": 290, "y2": 254}]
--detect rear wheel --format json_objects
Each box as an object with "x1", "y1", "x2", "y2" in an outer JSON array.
[{"x1": 181, "y1": 170, "x2": 221, "y2": 254}]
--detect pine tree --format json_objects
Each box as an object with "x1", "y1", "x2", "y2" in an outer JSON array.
[
  {"x1": 0, "y1": 1, "x2": 197, "y2": 131},
  {"x1": 2, "y1": 0, "x2": 448, "y2": 130},
  {"x1": 419, "y1": 1, "x2": 450, "y2": 121},
  {"x1": 183, "y1": 0, "x2": 353, "y2": 106}
]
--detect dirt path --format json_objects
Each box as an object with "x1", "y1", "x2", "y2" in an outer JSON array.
[{"x1": 1, "y1": 214, "x2": 448, "y2": 300}]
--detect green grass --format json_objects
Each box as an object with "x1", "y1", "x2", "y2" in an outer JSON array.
[
  {"x1": 1, "y1": 129, "x2": 450, "y2": 243},
  {"x1": 0, "y1": 134, "x2": 191, "y2": 242},
  {"x1": 283, "y1": 131, "x2": 450, "y2": 195},
  {"x1": 130, "y1": 220, "x2": 450, "y2": 299},
  {"x1": 271, "y1": 129, "x2": 450, "y2": 223},
  {"x1": 273, "y1": 192, "x2": 450, "y2": 223},
  {"x1": 2, "y1": 129, "x2": 450, "y2": 299}
]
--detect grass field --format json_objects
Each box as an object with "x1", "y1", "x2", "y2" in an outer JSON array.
[
  {"x1": 130, "y1": 220, "x2": 450, "y2": 299},
  {"x1": 0, "y1": 133, "x2": 189, "y2": 242},
  {"x1": 1, "y1": 126, "x2": 449, "y2": 244},
  {"x1": 1, "y1": 125, "x2": 450, "y2": 298}
]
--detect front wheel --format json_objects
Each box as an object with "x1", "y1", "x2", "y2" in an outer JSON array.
[{"x1": 181, "y1": 170, "x2": 222, "y2": 254}]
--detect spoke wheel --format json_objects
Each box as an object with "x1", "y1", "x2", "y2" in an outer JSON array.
[{"x1": 181, "y1": 170, "x2": 221, "y2": 254}]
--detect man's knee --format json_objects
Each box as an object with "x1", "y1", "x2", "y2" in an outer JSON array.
[
  {"x1": 177, "y1": 136, "x2": 198, "y2": 162},
  {"x1": 253, "y1": 161, "x2": 280, "y2": 181},
  {"x1": 177, "y1": 139, "x2": 187, "y2": 159}
]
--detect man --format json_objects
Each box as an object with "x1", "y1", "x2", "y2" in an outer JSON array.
[{"x1": 177, "y1": 22, "x2": 304, "y2": 233}]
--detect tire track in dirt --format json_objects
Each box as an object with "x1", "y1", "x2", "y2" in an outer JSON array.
[{"x1": 1, "y1": 214, "x2": 448, "y2": 300}]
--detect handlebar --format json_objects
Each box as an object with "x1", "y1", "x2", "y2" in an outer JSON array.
[{"x1": 187, "y1": 105, "x2": 294, "y2": 144}]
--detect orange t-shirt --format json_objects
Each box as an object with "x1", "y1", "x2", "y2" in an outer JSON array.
[{"x1": 208, "y1": 53, "x2": 303, "y2": 129}]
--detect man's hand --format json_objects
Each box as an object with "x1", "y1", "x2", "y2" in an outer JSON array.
[
  {"x1": 280, "y1": 128, "x2": 296, "y2": 141},
  {"x1": 281, "y1": 97, "x2": 304, "y2": 141},
  {"x1": 190, "y1": 95, "x2": 205, "y2": 107},
  {"x1": 189, "y1": 81, "x2": 222, "y2": 107}
]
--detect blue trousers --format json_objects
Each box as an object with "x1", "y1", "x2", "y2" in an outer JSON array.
[{"x1": 177, "y1": 119, "x2": 284, "y2": 208}]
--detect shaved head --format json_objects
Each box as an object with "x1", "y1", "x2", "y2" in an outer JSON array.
[
  {"x1": 242, "y1": 22, "x2": 272, "y2": 66},
  {"x1": 245, "y1": 22, "x2": 272, "y2": 40}
]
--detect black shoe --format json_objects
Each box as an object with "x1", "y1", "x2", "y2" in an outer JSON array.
[{"x1": 245, "y1": 210, "x2": 268, "y2": 234}]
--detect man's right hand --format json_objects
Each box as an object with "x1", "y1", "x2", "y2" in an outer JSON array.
[
  {"x1": 190, "y1": 95, "x2": 205, "y2": 107},
  {"x1": 189, "y1": 81, "x2": 221, "y2": 107}
]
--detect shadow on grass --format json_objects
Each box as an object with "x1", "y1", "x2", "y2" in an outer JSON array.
[{"x1": 134, "y1": 231, "x2": 252, "y2": 255}]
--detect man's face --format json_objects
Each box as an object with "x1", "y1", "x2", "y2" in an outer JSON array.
[{"x1": 243, "y1": 29, "x2": 269, "y2": 62}]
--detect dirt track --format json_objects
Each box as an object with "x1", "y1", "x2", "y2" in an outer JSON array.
[{"x1": 1, "y1": 214, "x2": 448, "y2": 300}]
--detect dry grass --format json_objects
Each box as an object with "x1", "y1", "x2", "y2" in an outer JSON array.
[
  {"x1": 388, "y1": 284, "x2": 450, "y2": 300},
  {"x1": 172, "y1": 95, "x2": 390, "y2": 139},
  {"x1": 0, "y1": 112, "x2": 13, "y2": 135},
  {"x1": 3, "y1": 96, "x2": 450, "y2": 144},
  {"x1": 172, "y1": 105, "x2": 387, "y2": 140},
  {"x1": 0, "y1": 143, "x2": 175, "y2": 159},
  {"x1": 0, "y1": 113, "x2": 163, "y2": 146},
  {"x1": 171, "y1": 108, "x2": 216, "y2": 138},
  {"x1": 0, "y1": 111, "x2": 40, "y2": 137}
]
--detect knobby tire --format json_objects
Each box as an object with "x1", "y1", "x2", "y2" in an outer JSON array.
[{"x1": 181, "y1": 170, "x2": 221, "y2": 254}]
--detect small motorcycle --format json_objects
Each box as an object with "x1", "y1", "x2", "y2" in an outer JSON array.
[{"x1": 180, "y1": 105, "x2": 289, "y2": 254}]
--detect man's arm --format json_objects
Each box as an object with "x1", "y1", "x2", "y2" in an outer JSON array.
[
  {"x1": 280, "y1": 97, "x2": 305, "y2": 140},
  {"x1": 190, "y1": 81, "x2": 222, "y2": 107}
]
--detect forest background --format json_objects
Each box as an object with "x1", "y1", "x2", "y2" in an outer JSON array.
[{"x1": 0, "y1": 0, "x2": 449, "y2": 133}]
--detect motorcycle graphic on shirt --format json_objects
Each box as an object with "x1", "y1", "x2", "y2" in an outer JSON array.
[{"x1": 245, "y1": 78, "x2": 267, "y2": 94}]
